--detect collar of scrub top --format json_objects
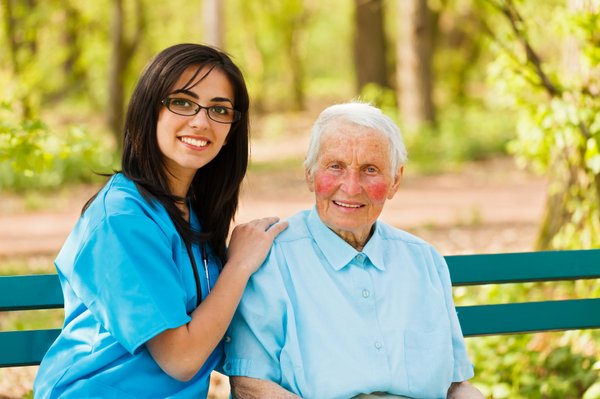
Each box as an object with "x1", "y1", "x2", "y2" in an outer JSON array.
[{"x1": 306, "y1": 207, "x2": 386, "y2": 272}]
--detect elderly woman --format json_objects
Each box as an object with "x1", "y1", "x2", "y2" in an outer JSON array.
[{"x1": 223, "y1": 102, "x2": 484, "y2": 399}]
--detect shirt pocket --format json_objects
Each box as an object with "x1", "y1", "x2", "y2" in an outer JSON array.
[{"x1": 404, "y1": 328, "x2": 453, "y2": 398}]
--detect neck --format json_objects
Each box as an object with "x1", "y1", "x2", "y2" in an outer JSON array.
[
  {"x1": 169, "y1": 178, "x2": 192, "y2": 198},
  {"x1": 333, "y1": 226, "x2": 374, "y2": 251},
  {"x1": 165, "y1": 164, "x2": 195, "y2": 199},
  {"x1": 176, "y1": 200, "x2": 190, "y2": 223},
  {"x1": 166, "y1": 173, "x2": 193, "y2": 223}
]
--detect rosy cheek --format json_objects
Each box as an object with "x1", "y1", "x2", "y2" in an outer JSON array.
[
  {"x1": 365, "y1": 181, "x2": 389, "y2": 202},
  {"x1": 314, "y1": 173, "x2": 338, "y2": 196}
]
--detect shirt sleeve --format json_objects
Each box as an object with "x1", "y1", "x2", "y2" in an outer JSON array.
[
  {"x1": 66, "y1": 212, "x2": 191, "y2": 354},
  {"x1": 223, "y1": 243, "x2": 289, "y2": 383},
  {"x1": 431, "y1": 247, "x2": 475, "y2": 382}
]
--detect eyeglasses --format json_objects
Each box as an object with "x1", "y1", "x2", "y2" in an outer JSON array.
[{"x1": 161, "y1": 97, "x2": 241, "y2": 124}]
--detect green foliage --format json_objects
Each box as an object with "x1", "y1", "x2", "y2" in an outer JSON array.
[
  {"x1": 0, "y1": 101, "x2": 115, "y2": 192},
  {"x1": 227, "y1": 0, "x2": 354, "y2": 108},
  {"x1": 470, "y1": 334, "x2": 599, "y2": 398},
  {"x1": 483, "y1": 0, "x2": 600, "y2": 248},
  {"x1": 358, "y1": 83, "x2": 398, "y2": 117},
  {"x1": 456, "y1": 281, "x2": 600, "y2": 398},
  {"x1": 404, "y1": 103, "x2": 513, "y2": 173}
]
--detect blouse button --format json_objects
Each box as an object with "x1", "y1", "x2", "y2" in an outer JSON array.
[{"x1": 362, "y1": 289, "x2": 370, "y2": 298}]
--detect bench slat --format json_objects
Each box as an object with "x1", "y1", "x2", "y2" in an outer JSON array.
[
  {"x1": 0, "y1": 329, "x2": 61, "y2": 367},
  {"x1": 458, "y1": 298, "x2": 600, "y2": 336},
  {"x1": 447, "y1": 249, "x2": 600, "y2": 286},
  {"x1": 0, "y1": 274, "x2": 63, "y2": 311}
]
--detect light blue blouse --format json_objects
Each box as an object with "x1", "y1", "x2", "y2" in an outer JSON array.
[
  {"x1": 224, "y1": 208, "x2": 474, "y2": 399},
  {"x1": 34, "y1": 173, "x2": 222, "y2": 399}
]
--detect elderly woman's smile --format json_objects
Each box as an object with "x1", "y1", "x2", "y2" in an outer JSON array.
[{"x1": 306, "y1": 121, "x2": 403, "y2": 250}]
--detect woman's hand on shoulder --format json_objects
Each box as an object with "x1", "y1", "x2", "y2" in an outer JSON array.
[{"x1": 226, "y1": 216, "x2": 288, "y2": 276}]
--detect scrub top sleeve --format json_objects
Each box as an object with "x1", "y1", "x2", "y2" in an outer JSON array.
[
  {"x1": 431, "y1": 248, "x2": 475, "y2": 382},
  {"x1": 69, "y1": 213, "x2": 191, "y2": 354},
  {"x1": 223, "y1": 245, "x2": 289, "y2": 383}
]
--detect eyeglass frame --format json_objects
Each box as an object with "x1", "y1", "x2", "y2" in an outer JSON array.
[{"x1": 161, "y1": 97, "x2": 242, "y2": 124}]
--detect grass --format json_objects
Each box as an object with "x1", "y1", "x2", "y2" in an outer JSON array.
[{"x1": 0, "y1": 256, "x2": 55, "y2": 275}]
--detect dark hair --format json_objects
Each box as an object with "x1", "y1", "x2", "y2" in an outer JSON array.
[{"x1": 87, "y1": 43, "x2": 249, "y2": 263}]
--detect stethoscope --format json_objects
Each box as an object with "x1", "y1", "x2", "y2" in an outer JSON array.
[{"x1": 184, "y1": 241, "x2": 211, "y2": 308}]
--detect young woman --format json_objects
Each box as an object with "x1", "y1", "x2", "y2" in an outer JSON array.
[{"x1": 34, "y1": 43, "x2": 287, "y2": 398}]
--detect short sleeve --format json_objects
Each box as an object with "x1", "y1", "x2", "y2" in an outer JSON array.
[
  {"x1": 66, "y1": 212, "x2": 191, "y2": 354},
  {"x1": 223, "y1": 244, "x2": 289, "y2": 383},
  {"x1": 431, "y1": 247, "x2": 475, "y2": 382}
]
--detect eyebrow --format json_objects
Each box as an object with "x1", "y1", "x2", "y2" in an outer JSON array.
[{"x1": 171, "y1": 89, "x2": 234, "y2": 105}]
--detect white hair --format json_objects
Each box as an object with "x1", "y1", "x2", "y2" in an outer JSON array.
[{"x1": 304, "y1": 102, "x2": 408, "y2": 177}]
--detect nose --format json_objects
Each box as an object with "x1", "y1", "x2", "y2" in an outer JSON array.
[
  {"x1": 341, "y1": 170, "x2": 362, "y2": 196},
  {"x1": 188, "y1": 107, "x2": 211, "y2": 129}
]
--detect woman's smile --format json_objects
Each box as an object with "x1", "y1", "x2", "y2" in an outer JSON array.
[{"x1": 179, "y1": 135, "x2": 210, "y2": 149}]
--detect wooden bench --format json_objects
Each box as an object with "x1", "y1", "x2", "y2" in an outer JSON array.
[{"x1": 1, "y1": 249, "x2": 599, "y2": 367}]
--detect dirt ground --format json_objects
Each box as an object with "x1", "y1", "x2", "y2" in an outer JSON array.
[
  {"x1": 0, "y1": 151, "x2": 547, "y2": 397},
  {"x1": 0, "y1": 156, "x2": 546, "y2": 259}
]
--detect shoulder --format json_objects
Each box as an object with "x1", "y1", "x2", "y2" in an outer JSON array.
[
  {"x1": 83, "y1": 174, "x2": 167, "y2": 222},
  {"x1": 78, "y1": 174, "x2": 173, "y2": 240},
  {"x1": 272, "y1": 210, "x2": 313, "y2": 244},
  {"x1": 376, "y1": 221, "x2": 445, "y2": 261},
  {"x1": 248, "y1": 211, "x2": 312, "y2": 282},
  {"x1": 93, "y1": 174, "x2": 153, "y2": 214},
  {"x1": 376, "y1": 221, "x2": 431, "y2": 247}
]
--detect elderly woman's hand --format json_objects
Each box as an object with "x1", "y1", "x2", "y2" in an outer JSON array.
[{"x1": 447, "y1": 381, "x2": 485, "y2": 399}]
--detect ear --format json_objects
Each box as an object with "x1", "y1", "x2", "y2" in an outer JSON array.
[
  {"x1": 305, "y1": 168, "x2": 315, "y2": 192},
  {"x1": 387, "y1": 165, "x2": 404, "y2": 200}
]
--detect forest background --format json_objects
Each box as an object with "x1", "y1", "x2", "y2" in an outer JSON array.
[{"x1": 0, "y1": 0, "x2": 599, "y2": 398}]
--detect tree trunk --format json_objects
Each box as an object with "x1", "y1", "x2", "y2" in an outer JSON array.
[
  {"x1": 107, "y1": 0, "x2": 126, "y2": 149},
  {"x1": 40, "y1": 0, "x2": 86, "y2": 103},
  {"x1": 287, "y1": 26, "x2": 305, "y2": 111},
  {"x1": 107, "y1": 0, "x2": 144, "y2": 151},
  {"x1": 536, "y1": 156, "x2": 576, "y2": 249},
  {"x1": 202, "y1": 0, "x2": 225, "y2": 49},
  {"x1": 2, "y1": 0, "x2": 38, "y2": 118},
  {"x1": 280, "y1": 2, "x2": 308, "y2": 111},
  {"x1": 353, "y1": 0, "x2": 389, "y2": 92},
  {"x1": 62, "y1": 1, "x2": 83, "y2": 80},
  {"x1": 2, "y1": 0, "x2": 19, "y2": 75},
  {"x1": 396, "y1": 0, "x2": 435, "y2": 129}
]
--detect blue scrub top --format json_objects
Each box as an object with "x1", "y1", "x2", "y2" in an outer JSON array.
[
  {"x1": 224, "y1": 208, "x2": 474, "y2": 399},
  {"x1": 34, "y1": 173, "x2": 222, "y2": 399}
]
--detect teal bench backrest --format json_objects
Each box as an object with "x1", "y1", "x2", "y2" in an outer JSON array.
[
  {"x1": 0, "y1": 275, "x2": 63, "y2": 367},
  {"x1": 447, "y1": 249, "x2": 600, "y2": 336},
  {"x1": 1, "y1": 249, "x2": 599, "y2": 367}
]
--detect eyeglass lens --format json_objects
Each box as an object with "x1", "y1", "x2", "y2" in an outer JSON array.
[{"x1": 163, "y1": 98, "x2": 239, "y2": 123}]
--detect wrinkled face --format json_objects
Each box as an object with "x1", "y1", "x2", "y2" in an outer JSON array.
[
  {"x1": 156, "y1": 65, "x2": 235, "y2": 194},
  {"x1": 306, "y1": 121, "x2": 403, "y2": 243}
]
